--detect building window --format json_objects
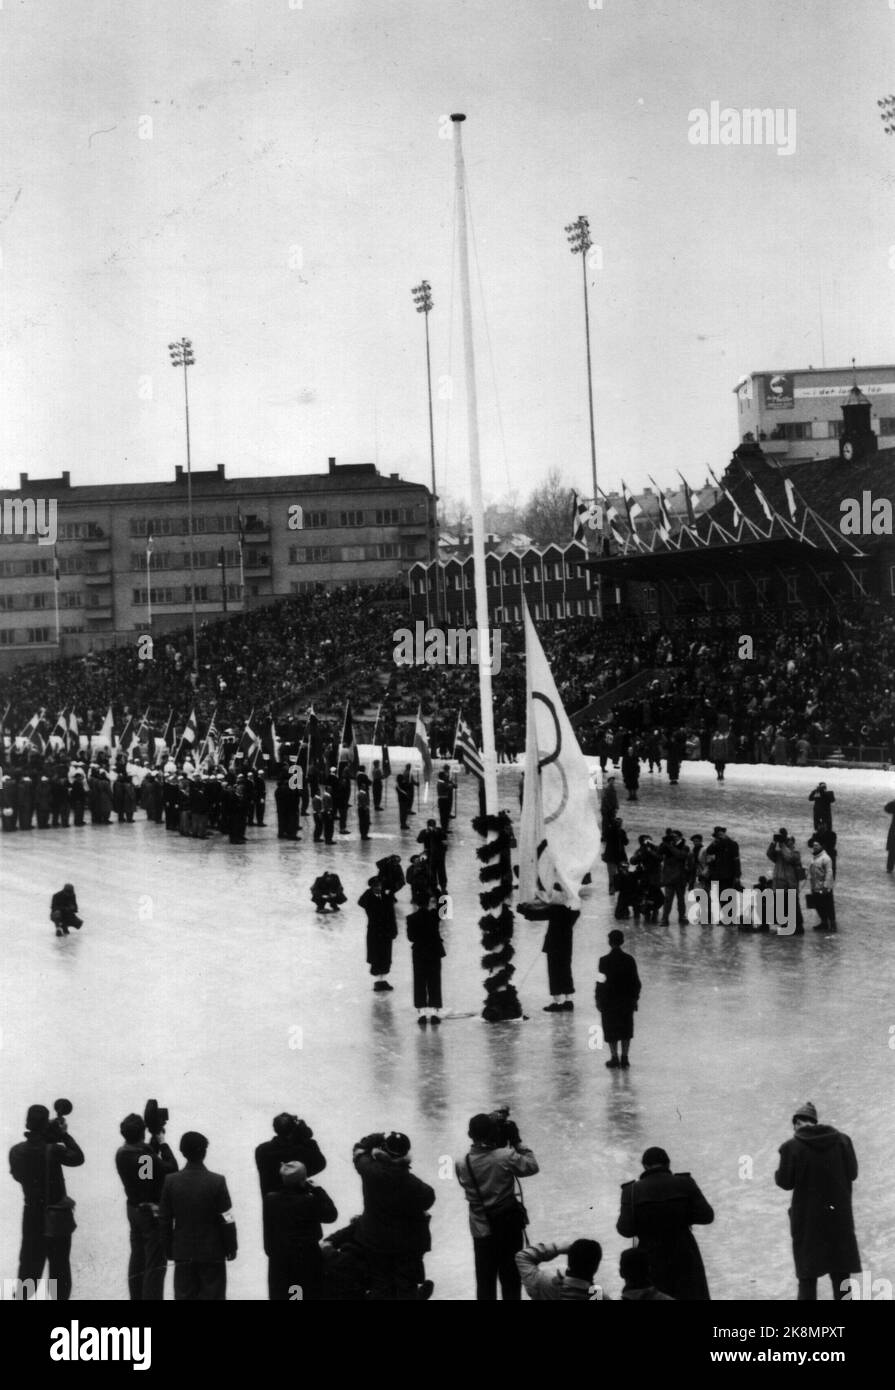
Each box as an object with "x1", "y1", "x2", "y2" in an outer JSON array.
[
  {"x1": 303, "y1": 511, "x2": 328, "y2": 528},
  {"x1": 0, "y1": 629, "x2": 14, "y2": 645},
  {"x1": 375, "y1": 508, "x2": 400, "y2": 525},
  {"x1": 341, "y1": 545, "x2": 366, "y2": 562},
  {"x1": 26, "y1": 627, "x2": 52, "y2": 643},
  {"x1": 880, "y1": 419, "x2": 895, "y2": 436},
  {"x1": 770, "y1": 422, "x2": 812, "y2": 442},
  {"x1": 339, "y1": 510, "x2": 365, "y2": 527}
]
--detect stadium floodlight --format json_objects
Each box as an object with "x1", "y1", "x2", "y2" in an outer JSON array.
[
  {"x1": 411, "y1": 280, "x2": 441, "y2": 619},
  {"x1": 565, "y1": 214, "x2": 601, "y2": 616},
  {"x1": 169, "y1": 336, "x2": 198, "y2": 671}
]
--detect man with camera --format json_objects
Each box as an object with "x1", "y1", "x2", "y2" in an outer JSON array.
[
  {"x1": 352, "y1": 1130, "x2": 435, "y2": 1300},
  {"x1": 255, "y1": 1112, "x2": 327, "y2": 1197},
  {"x1": 9, "y1": 1100, "x2": 84, "y2": 1300},
  {"x1": 114, "y1": 1101, "x2": 179, "y2": 1300},
  {"x1": 455, "y1": 1109, "x2": 540, "y2": 1301},
  {"x1": 808, "y1": 781, "x2": 835, "y2": 831},
  {"x1": 705, "y1": 826, "x2": 741, "y2": 924},
  {"x1": 766, "y1": 827, "x2": 805, "y2": 935}
]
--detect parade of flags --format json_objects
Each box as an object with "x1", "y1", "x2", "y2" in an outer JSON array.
[
  {"x1": 413, "y1": 704, "x2": 432, "y2": 786},
  {"x1": 155, "y1": 709, "x2": 174, "y2": 766},
  {"x1": 453, "y1": 711, "x2": 484, "y2": 781},
  {"x1": 518, "y1": 604, "x2": 600, "y2": 907},
  {"x1": 197, "y1": 707, "x2": 220, "y2": 770},
  {"x1": 49, "y1": 708, "x2": 69, "y2": 752},
  {"x1": 19, "y1": 709, "x2": 49, "y2": 753}
]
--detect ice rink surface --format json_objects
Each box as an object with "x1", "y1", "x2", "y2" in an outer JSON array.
[{"x1": 2, "y1": 754, "x2": 894, "y2": 1301}]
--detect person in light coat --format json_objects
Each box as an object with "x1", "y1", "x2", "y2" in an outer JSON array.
[{"x1": 806, "y1": 841, "x2": 835, "y2": 931}]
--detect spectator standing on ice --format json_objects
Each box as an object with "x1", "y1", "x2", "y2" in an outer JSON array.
[{"x1": 774, "y1": 1101, "x2": 860, "y2": 1302}]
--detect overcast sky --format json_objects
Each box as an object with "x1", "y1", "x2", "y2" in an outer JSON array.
[{"x1": 2, "y1": 0, "x2": 894, "y2": 506}]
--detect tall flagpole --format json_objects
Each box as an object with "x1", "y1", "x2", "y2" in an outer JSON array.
[
  {"x1": 451, "y1": 113, "x2": 497, "y2": 815},
  {"x1": 52, "y1": 546, "x2": 60, "y2": 646}
]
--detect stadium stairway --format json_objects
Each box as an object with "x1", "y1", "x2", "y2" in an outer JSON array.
[{"x1": 569, "y1": 667, "x2": 673, "y2": 728}]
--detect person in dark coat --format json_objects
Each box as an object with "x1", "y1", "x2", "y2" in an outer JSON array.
[
  {"x1": 595, "y1": 928, "x2": 641, "y2": 1068},
  {"x1": 808, "y1": 782, "x2": 835, "y2": 831},
  {"x1": 352, "y1": 1131, "x2": 435, "y2": 1300},
  {"x1": 620, "y1": 740, "x2": 640, "y2": 801},
  {"x1": 619, "y1": 1246, "x2": 674, "y2": 1300},
  {"x1": 435, "y1": 765, "x2": 455, "y2": 831},
  {"x1": 115, "y1": 1112, "x2": 178, "y2": 1300},
  {"x1": 356, "y1": 783, "x2": 371, "y2": 840},
  {"x1": 310, "y1": 872, "x2": 346, "y2": 913},
  {"x1": 50, "y1": 773, "x2": 70, "y2": 827},
  {"x1": 9, "y1": 1102, "x2": 85, "y2": 1300},
  {"x1": 417, "y1": 818, "x2": 448, "y2": 892},
  {"x1": 602, "y1": 814, "x2": 628, "y2": 895},
  {"x1": 774, "y1": 1101, "x2": 860, "y2": 1301},
  {"x1": 274, "y1": 774, "x2": 301, "y2": 840},
  {"x1": 371, "y1": 759, "x2": 384, "y2": 811},
  {"x1": 68, "y1": 772, "x2": 86, "y2": 826},
  {"x1": 158, "y1": 1131, "x2": 237, "y2": 1301},
  {"x1": 396, "y1": 764, "x2": 416, "y2": 829},
  {"x1": 517, "y1": 896, "x2": 579, "y2": 1012},
  {"x1": 321, "y1": 785, "x2": 335, "y2": 843},
  {"x1": 1, "y1": 774, "x2": 19, "y2": 832},
  {"x1": 252, "y1": 769, "x2": 267, "y2": 826},
  {"x1": 263, "y1": 1160, "x2": 337, "y2": 1300},
  {"x1": 617, "y1": 1146, "x2": 714, "y2": 1300},
  {"x1": 140, "y1": 773, "x2": 163, "y2": 824},
  {"x1": 224, "y1": 781, "x2": 248, "y2": 843},
  {"x1": 659, "y1": 828, "x2": 689, "y2": 926},
  {"x1": 359, "y1": 876, "x2": 398, "y2": 990},
  {"x1": 255, "y1": 1112, "x2": 326, "y2": 1197},
  {"x1": 17, "y1": 774, "x2": 35, "y2": 829},
  {"x1": 406, "y1": 893, "x2": 446, "y2": 1025},
  {"x1": 705, "y1": 825, "x2": 741, "y2": 922},
  {"x1": 35, "y1": 776, "x2": 52, "y2": 828},
  {"x1": 50, "y1": 884, "x2": 82, "y2": 936},
  {"x1": 885, "y1": 798, "x2": 895, "y2": 873}
]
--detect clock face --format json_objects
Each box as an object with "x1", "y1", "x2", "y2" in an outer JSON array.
[{"x1": 842, "y1": 440, "x2": 854, "y2": 461}]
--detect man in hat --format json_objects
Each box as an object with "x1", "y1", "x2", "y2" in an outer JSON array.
[
  {"x1": 9, "y1": 1102, "x2": 85, "y2": 1300},
  {"x1": 358, "y1": 876, "x2": 398, "y2": 991},
  {"x1": 158, "y1": 1131, "x2": 237, "y2": 1300},
  {"x1": 352, "y1": 1130, "x2": 435, "y2": 1300},
  {"x1": 115, "y1": 1110, "x2": 178, "y2": 1300},
  {"x1": 775, "y1": 1102, "x2": 860, "y2": 1301},
  {"x1": 705, "y1": 826, "x2": 741, "y2": 923},
  {"x1": 263, "y1": 1160, "x2": 338, "y2": 1300},
  {"x1": 616, "y1": 1147, "x2": 714, "y2": 1299},
  {"x1": 255, "y1": 1112, "x2": 327, "y2": 1197}
]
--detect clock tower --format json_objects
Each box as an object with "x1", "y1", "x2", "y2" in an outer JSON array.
[{"x1": 839, "y1": 371, "x2": 878, "y2": 463}]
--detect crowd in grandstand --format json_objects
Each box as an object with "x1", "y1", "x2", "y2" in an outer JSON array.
[{"x1": 3, "y1": 585, "x2": 895, "y2": 767}]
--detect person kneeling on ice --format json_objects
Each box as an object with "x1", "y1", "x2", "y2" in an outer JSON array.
[
  {"x1": 517, "y1": 892, "x2": 579, "y2": 1012},
  {"x1": 50, "y1": 884, "x2": 82, "y2": 937},
  {"x1": 406, "y1": 890, "x2": 445, "y2": 1026},
  {"x1": 310, "y1": 872, "x2": 346, "y2": 913}
]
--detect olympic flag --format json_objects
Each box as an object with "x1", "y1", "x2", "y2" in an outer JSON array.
[{"x1": 518, "y1": 605, "x2": 600, "y2": 906}]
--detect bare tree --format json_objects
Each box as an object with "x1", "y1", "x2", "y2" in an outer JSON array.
[{"x1": 523, "y1": 467, "x2": 572, "y2": 547}]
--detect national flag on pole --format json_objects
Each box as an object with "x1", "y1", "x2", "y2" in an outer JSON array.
[
  {"x1": 117, "y1": 715, "x2": 136, "y2": 756},
  {"x1": 678, "y1": 472, "x2": 701, "y2": 528},
  {"x1": 597, "y1": 490, "x2": 626, "y2": 546},
  {"x1": 339, "y1": 700, "x2": 360, "y2": 776},
  {"x1": 620, "y1": 481, "x2": 648, "y2": 548},
  {"x1": 197, "y1": 707, "x2": 220, "y2": 770},
  {"x1": 707, "y1": 465, "x2": 741, "y2": 528},
  {"x1": 98, "y1": 706, "x2": 115, "y2": 748},
  {"x1": 68, "y1": 710, "x2": 79, "y2": 747},
  {"x1": 19, "y1": 709, "x2": 49, "y2": 753},
  {"x1": 648, "y1": 477, "x2": 674, "y2": 543},
  {"x1": 413, "y1": 705, "x2": 432, "y2": 785},
  {"x1": 49, "y1": 708, "x2": 69, "y2": 752},
  {"x1": 237, "y1": 710, "x2": 262, "y2": 768},
  {"x1": 146, "y1": 530, "x2": 154, "y2": 562},
  {"x1": 155, "y1": 709, "x2": 174, "y2": 766},
  {"x1": 0, "y1": 703, "x2": 10, "y2": 740},
  {"x1": 261, "y1": 717, "x2": 280, "y2": 769},
  {"x1": 453, "y1": 711, "x2": 484, "y2": 780},
  {"x1": 53, "y1": 545, "x2": 60, "y2": 584},
  {"x1": 572, "y1": 492, "x2": 603, "y2": 543},
  {"x1": 518, "y1": 605, "x2": 600, "y2": 906},
  {"x1": 783, "y1": 476, "x2": 798, "y2": 523},
  {"x1": 177, "y1": 708, "x2": 198, "y2": 762}
]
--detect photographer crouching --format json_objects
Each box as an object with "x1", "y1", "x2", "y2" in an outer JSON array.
[{"x1": 455, "y1": 1108, "x2": 539, "y2": 1300}]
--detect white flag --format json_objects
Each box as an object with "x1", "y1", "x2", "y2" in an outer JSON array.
[{"x1": 518, "y1": 605, "x2": 601, "y2": 906}]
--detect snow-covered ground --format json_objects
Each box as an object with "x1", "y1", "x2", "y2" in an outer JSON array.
[{"x1": 2, "y1": 754, "x2": 893, "y2": 1300}]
